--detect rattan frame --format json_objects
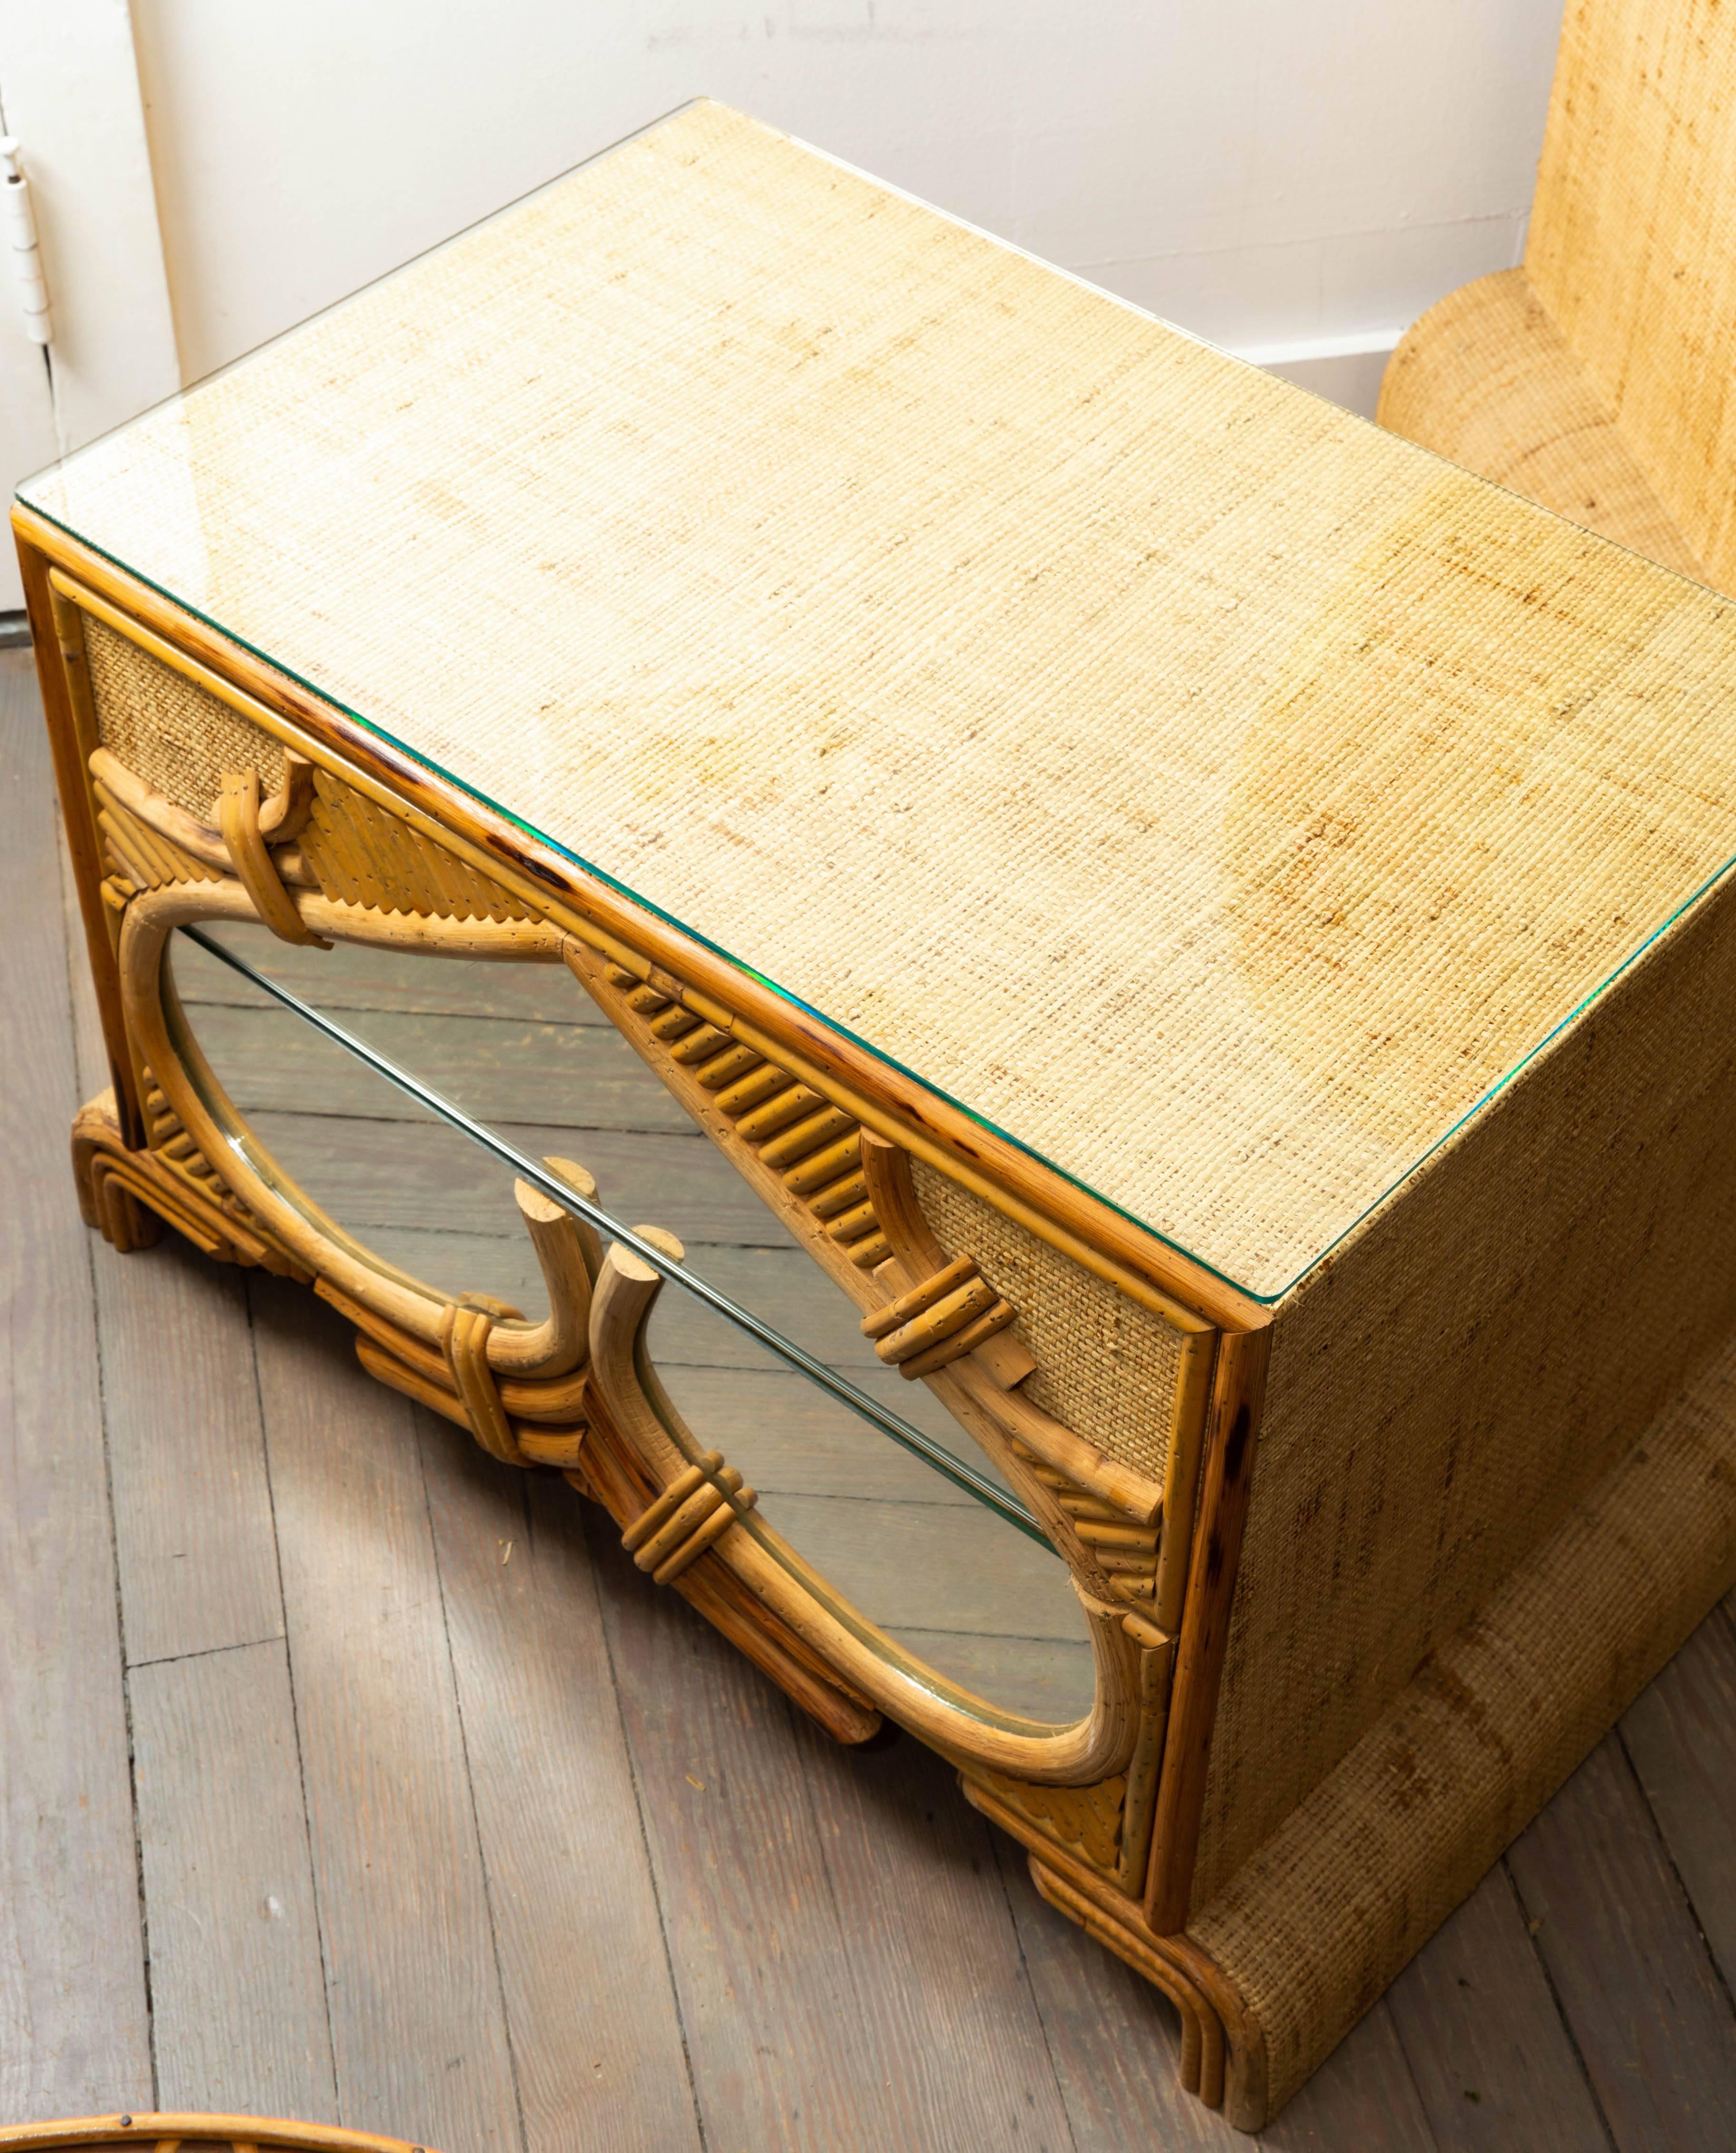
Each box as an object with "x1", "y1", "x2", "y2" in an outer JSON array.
[{"x1": 0, "y1": 2117, "x2": 435, "y2": 2153}]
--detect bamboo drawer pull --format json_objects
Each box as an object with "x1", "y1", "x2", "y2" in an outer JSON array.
[
  {"x1": 871, "y1": 1275, "x2": 998, "y2": 1364},
  {"x1": 217, "y1": 767, "x2": 331, "y2": 949},
  {"x1": 861, "y1": 1254, "x2": 980, "y2": 1340},
  {"x1": 898, "y1": 1300, "x2": 1017, "y2": 1379},
  {"x1": 439, "y1": 1301, "x2": 528, "y2": 1467},
  {"x1": 653, "y1": 1488, "x2": 755, "y2": 1584},
  {"x1": 620, "y1": 1450, "x2": 757, "y2": 1584}
]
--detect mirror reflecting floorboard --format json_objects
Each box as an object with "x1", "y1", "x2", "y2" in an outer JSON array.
[{"x1": 172, "y1": 924, "x2": 1097, "y2": 1726}]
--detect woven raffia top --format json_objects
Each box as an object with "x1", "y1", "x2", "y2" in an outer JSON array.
[{"x1": 22, "y1": 101, "x2": 1736, "y2": 1296}]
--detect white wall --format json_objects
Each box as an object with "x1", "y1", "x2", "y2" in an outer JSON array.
[
  {"x1": 0, "y1": 0, "x2": 178, "y2": 606},
  {"x1": 132, "y1": 0, "x2": 1564, "y2": 398}
]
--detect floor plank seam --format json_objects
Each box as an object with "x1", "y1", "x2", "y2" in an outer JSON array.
[
  {"x1": 582, "y1": 1516, "x2": 712, "y2": 2153},
  {"x1": 102, "y1": 1261, "x2": 159, "y2": 2121},
  {"x1": 984, "y1": 1810, "x2": 1084, "y2": 2153},
  {"x1": 1498, "y1": 1854, "x2": 1621, "y2": 2153},
  {"x1": 316, "y1": 1220, "x2": 792, "y2": 1251},
  {"x1": 752, "y1": 1492, "x2": 1025, "y2": 1520},
  {"x1": 127, "y1": 1633, "x2": 289, "y2": 1672},
  {"x1": 61, "y1": 899, "x2": 161, "y2": 2114},
  {"x1": 788, "y1": 1694, "x2": 853, "y2": 1952},
  {"x1": 1615, "y1": 1720, "x2": 1736, "y2": 2031},
  {"x1": 891, "y1": 1626, "x2": 1073, "y2": 1645},
  {"x1": 244, "y1": 1269, "x2": 343, "y2": 2123},
  {"x1": 413, "y1": 1408, "x2": 533, "y2": 2153},
  {"x1": 1366, "y1": 1999, "x2": 1447, "y2": 2153},
  {"x1": 182, "y1": 993, "x2": 612, "y2": 1039}
]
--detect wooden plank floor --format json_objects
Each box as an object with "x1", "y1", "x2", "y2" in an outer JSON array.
[{"x1": 8, "y1": 641, "x2": 1736, "y2": 2149}]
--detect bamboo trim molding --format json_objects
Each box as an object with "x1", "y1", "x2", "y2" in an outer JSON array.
[
  {"x1": 1146, "y1": 1324, "x2": 1272, "y2": 1934},
  {"x1": 27, "y1": 558, "x2": 142, "y2": 1142}
]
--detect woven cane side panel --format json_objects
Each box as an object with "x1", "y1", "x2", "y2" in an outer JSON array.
[
  {"x1": 1191, "y1": 863, "x2": 1736, "y2": 1914},
  {"x1": 1194, "y1": 1324, "x2": 1736, "y2": 2116},
  {"x1": 910, "y1": 1160, "x2": 1181, "y2": 1483},
  {"x1": 82, "y1": 614, "x2": 285, "y2": 816}
]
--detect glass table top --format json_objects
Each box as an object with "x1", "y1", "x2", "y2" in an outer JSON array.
[{"x1": 21, "y1": 99, "x2": 1736, "y2": 1301}]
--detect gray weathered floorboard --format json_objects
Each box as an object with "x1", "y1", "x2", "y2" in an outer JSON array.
[
  {"x1": 789, "y1": 1721, "x2": 1080, "y2": 2151},
  {"x1": 991, "y1": 1833, "x2": 1240, "y2": 2152},
  {"x1": 247, "y1": 1107, "x2": 779, "y2": 1248},
  {"x1": 587, "y1": 1517, "x2": 868, "y2": 2153},
  {"x1": 95, "y1": 1236, "x2": 285, "y2": 1668},
  {"x1": 130, "y1": 1639, "x2": 336, "y2": 2120},
  {"x1": 185, "y1": 925, "x2": 604, "y2": 1024},
  {"x1": 1508, "y1": 1732, "x2": 1736, "y2": 2153},
  {"x1": 173, "y1": 997, "x2": 692, "y2": 1131},
  {"x1": 248, "y1": 1275, "x2": 522, "y2": 2152},
  {"x1": 415, "y1": 1417, "x2": 703, "y2": 2153},
  {"x1": 1385, "y1": 1864, "x2": 1610, "y2": 2151},
  {"x1": 1621, "y1": 1599, "x2": 1736, "y2": 2005},
  {"x1": 1259, "y1": 1999, "x2": 1439, "y2": 2152},
  {"x1": 0, "y1": 652, "x2": 152, "y2": 2119},
  {"x1": 588, "y1": 1516, "x2": 1076, "y2": 2152}
]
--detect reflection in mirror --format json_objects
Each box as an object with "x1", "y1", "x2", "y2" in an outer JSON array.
[{"x1": 170, "y1": 923, "x2": 1096, "y2": 1724}]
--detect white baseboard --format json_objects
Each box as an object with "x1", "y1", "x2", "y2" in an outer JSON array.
[
  {"x1": 1228, "y1": 327, "x2": 1403, "y2": 369},
  {"x1": 1225, "y1": 328, "x2": 1403, "y2": 422}
]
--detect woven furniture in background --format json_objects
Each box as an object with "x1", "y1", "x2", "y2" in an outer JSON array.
[{"x1": 1380, "y1": 0, "x2": 1736, "y2": 592}]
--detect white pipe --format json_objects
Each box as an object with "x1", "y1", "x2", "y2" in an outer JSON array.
[{"x1": 0, "y1": 136, "x2": 51, "y2": 347}]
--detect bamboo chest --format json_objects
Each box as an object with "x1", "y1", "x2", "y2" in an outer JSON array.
[{"x1": 17, "y1": 100, "x2": 1736, "y2": 2129}]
